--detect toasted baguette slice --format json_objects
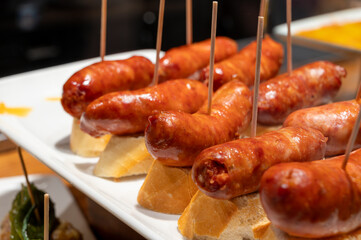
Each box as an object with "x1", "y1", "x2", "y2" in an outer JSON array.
[
  {"x1": 137, "y1": 160, "x2": 198, "y2": 214},
  {"x1": 179, "y1": 191, "x2": 361, "y2": 240},
  {"x1": 94, "y1": 135, "x2": 153, "y2": 178},
  {"x1": 259, "y1": 224, "x2": 361, "y2": 240},
  {"x1": 179, "y1": 191, "x2": 268, "y2": 240},
  {"x1": 70, "y1": 118, "x2": 111, "y2": 157}
]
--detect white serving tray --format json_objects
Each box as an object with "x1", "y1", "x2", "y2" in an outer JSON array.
[
  {"x1": 273, "y1": 7, "x2": 361, "y2": 54},
  {"x1": 0, "y1": 50, "x2": 182, "y2": 240},
  {"x1": 0, "y1": 174, "x2": 96, "y2": 240}
]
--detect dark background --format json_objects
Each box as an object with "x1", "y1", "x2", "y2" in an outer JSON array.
[{"x1": 0, "y1": 0, "x2": 352, "y2": 77}]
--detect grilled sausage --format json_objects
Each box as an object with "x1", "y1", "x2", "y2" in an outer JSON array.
[
  {"x1": 145, "y1": 80, "x2": 252, "y2": 167},
  {"x1": 284, "y1": 100, "x2": 361, "y2": 157},
  {"x1": 61, "y1": 56, "x2": 154, "y2": 118},
  {"x1": 199, "y1": 35, "x2": 284, "y2": 90},
  {"x1": 158, "y1": 37, "x2": 238, "y2": 82},
  {"x1": 260, "y1": 148, "x2": 361, "y2": 238},
  {"x1": 80, "y1": 79, "x2": 208, "y2": 137},
  {"x1": 257, "y1": 61, "x2": 346, "y2": 125},
  {"x1": 192, "y1": 127, "x2": 327, "y2": 200}
]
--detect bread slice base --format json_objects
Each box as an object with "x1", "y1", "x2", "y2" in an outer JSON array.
[
  {"x1": 137, "y1": 160, "x2": 198, "y2": 214},
  {"x1": 70, "y1": 118, "x2": 110, "y2": 157},
  {"x1": 94, "y1": 135, "x2": 153, "y2": 178}
]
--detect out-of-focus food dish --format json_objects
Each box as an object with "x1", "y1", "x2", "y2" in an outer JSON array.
[
  {"x1": 296, "y1": 21, "x2": 361, "y2": 50},
  {"x1": 273, "y1": 8, "x2": 361, "y2": 54}
]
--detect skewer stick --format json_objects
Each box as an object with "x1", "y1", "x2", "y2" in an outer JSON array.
[
  {"x1": 259, "y1": 0, "x2": 265, "y2": 17},
  {"x1": 207, "y1": 1, "x2": 218, "y2": 115},
  {"x1": 186, "y1": 0, "x2": 193, "y2": 44},
  {"x1": 251, "y1": 16, "x2": 265, "y2": 138},
  {"x1": 152, "y1": 0, "x2": 166, "y2": 86},
  {"x1": 342, "y1": 76, "x2": 361, "y2": 169},
  {"x1": 356, "y1": 61, "x2": 361, "y2": 100},
  {"x1": 18, "y1": 147, "x2": 41, "y2": 222},
  {"x1": 100, "y1": 0, "x2": 107, "y2": 61},
  {"x1": 356, "y1": 82, "x2": 361, "y2": 100},
  {"x1": 44, "y1": 194, "x2": 50, "y2": 240},
  {"x1": 286, "y1": 0, "x2": 293, "y2": 75},
  {"x1": 342, "y1": 108, "x2": 361, "y2": 169}
]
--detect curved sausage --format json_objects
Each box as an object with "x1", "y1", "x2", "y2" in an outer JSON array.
[
  {"x1": 192, "y1": 127, "x2": 327, "y2": 200},
  {"x1": 199, "y1": 35, "x2": 284, "y2": 90},
  {"x1": 260, "y1": 148, "x2": 361, "y2": 238},
  {"x1": 80, "y1": 79, "x2": 208, "y2": 137},
  {"x1": 284, "y1": 100, "x2": 361, "y2": 157},
  {"x1": 257, "y1": 61, "x2": 346, "y2": 125},
  {"x1": 158, "y1": 37, "x2": 238, "y2": 82},
  {"x1": 145, "y1": 80, "x2": 252, "y2": 167},
  {"x1": 61, "y1": 56, "x2": 154, "y2": 119}
]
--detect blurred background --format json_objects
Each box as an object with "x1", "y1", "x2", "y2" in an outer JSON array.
[{"x1": 0, "y1": 0, "x2": 359, "y2": 78}]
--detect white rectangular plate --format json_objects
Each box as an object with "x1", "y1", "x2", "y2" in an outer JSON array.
[
  {"x1": 273, "y1": 7, "x2": 361, "y2": 54},
  {"x1": 0, "y1": 174, "x2": 96, "y2": 240},
  {"x1": 0, "y1": 50, "x2": 182, "y2": 240}
]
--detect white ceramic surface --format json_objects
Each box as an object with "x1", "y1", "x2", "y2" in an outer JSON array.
[
  {"x1": 0, "y1": 50, "x2": 181, "y2": 240},
  {"x1": 273, "y1": 7, "x2": 361, "y2": 54},
  {"x1": 0, "y1": 174, "x2": 96, "y2": 240}
]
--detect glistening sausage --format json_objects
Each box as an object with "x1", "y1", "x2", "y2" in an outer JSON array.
[
  {"x1": 192, "y1": 127, "x2": 327, "y2": 200},
  {"x1": 80, "y1": 79, "x2": 208, "y2": 137},
  {"x1": 284, "y1": 99, "x2": 361, "y2": 157},
  {"x1": 61, "y1": 56, "x2": 154, "y2": 119},
  {"x1": 199, "y1": 35, "x2": 284, "y2": 90},
  {"x1": 260, "y1": 148, "x2": 361, "y2": 238},
  {"x1": 257, "y1": 61, "x2": 346, "y2": 125},
  {"x1": 158, "y1": 37, "x2": 238, "y2": 82},
  {"x1": 145, "y1": 80, "x2": 252, "y2": 167}
]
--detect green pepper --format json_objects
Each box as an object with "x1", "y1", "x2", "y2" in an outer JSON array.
[{"x1": 9, "y1": 184, "x2": 59, "y2": 240}]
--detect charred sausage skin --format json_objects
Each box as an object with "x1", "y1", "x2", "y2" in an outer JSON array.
[
  {"x1": 158, "y1": 36, "x2": 238, "y2": 82},
  {"x1": 257, "y1": 61, "x2": 346, "y2": 125},
  {"x1": 192, "y1": 127, "x2": 327, "y2": 200},
  {"x1": 61, "y1": 56, "x2": 154, "y2": 119},
  {"x1": 284, "y1": 100, "x2": 361, "y2": 157},
  {"x1": 80, "y1": 79, "x2": 208, "y2": 137},
  {"x1": 145, "y1": 80, "x2": 252, "y2": 167},
  {"x1": 199, "y1": 35, "x2": 284, "y2": 89},
  {"x1": 260, "y1": 148, "x2": 361, "y2": 238}
]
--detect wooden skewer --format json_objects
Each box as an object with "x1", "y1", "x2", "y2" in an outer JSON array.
[
  {"x1": 286, "y1": 0, "x2": 293, "y2": 75},
  {"x1": 186, "y1": 0, "x2": 193, "y2": 44},
  {"x1": 356, "y1": 61, "x2": 361, "y2": 100},
  {"x1": 152, "y1": 0, "x2": 166, "y2": 86},
  {"x1": 207, "y1": 1, "x2": 218, "y2": 115},
  {"x1": 259, "y1": 0, "x2": 265, "y2": 17},
  {"x1": 342, "y1": 107, "x2": 361, "y2": 170},
  {"x1": 100, "y1": 0, "x2": 107, "y2": 61},
  {"x1": 44, "y1": 193, "x2": 50, "y2": 240},
  {"x1": 342, "y1": 79, "x2": 361, "y2": 169},
  {"x1": 18, "y1": 147, "x2": 41, "y2": 222},
  {"x1": 251, "y1": 16, "x2": 265, "y2": 138}
]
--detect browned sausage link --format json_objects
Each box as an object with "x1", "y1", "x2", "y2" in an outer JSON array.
[
  {"x1": 192, "y1": 127, "x2": 327, "y2": 200},
  {"x1": 199, "y1": 35, "x2": 284, "y2": 90},
  {"x1": 260, "y1": 148, "x2": 361, "y2": 238},
  {"x1": 158, "y1": 37, "x2": 238, "y2": 82},
  {"x1": 284, "y1": 100, "x2": 361, "y2": 157},
  {"x1": 61, "y1": 56, "x2": 154, "y2": 119},
  {"x1": 257, "y1": 61, "x2": 346, "y2": 125},
  {"x1": 80, "y1": 79, "x2": 208, "y2": 137},
  {"x1": 145, "y1": 80, "x2": 252, "y2": 167}
]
